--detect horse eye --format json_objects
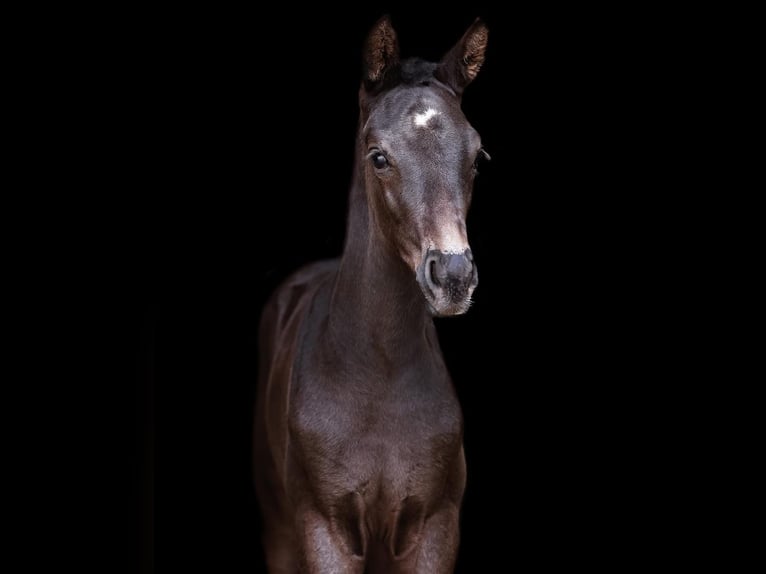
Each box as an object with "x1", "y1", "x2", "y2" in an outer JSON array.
[
  {"x1": 371, "y1": 152, "x2": 389, "y2": 170},
  {"x1": 473, "y1": 148, "x2": 491, "y2": 171}
]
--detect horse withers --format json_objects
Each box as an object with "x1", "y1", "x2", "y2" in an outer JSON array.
[{"x1": 255, "y1": 16, "x2": 490, "y2": 573}]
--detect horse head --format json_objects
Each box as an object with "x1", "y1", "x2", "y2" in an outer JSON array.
[{"x1": 358, "y1": 16, "x2": 489, "y2": 316}]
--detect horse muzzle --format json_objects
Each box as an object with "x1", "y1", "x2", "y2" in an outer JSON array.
[{"x1": 416, "y1": 248, "x2": 478, "y2": 316}]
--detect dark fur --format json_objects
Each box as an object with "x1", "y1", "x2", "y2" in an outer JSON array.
[{"x1": 254, "y1": 17, "x2": 489, "y2": 573}]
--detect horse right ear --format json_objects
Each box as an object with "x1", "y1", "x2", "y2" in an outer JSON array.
[{"x1": 363, "y1": 15, "x2": 400, "y2": 91}]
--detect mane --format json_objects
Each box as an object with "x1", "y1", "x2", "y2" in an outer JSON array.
[
  {"x1": 398, "y1": 58, "x2": 439, "y2": 85},
  {"x1": 367, "y1": 58, "x2": 441, "y2": 94}
]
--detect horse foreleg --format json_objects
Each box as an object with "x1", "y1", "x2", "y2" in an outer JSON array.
[
  {"x1": 412, "y1": 503, "x2": 461, "y2": 573},
  {"x1": 298, "y1": 508, "x2": 364, "y2": 574}
]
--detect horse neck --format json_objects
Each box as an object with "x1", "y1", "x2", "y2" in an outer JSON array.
[{"x1": 327, "y1": 141, "x2": 432, "y2": 365}]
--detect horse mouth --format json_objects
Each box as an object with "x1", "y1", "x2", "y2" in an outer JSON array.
[{"x1": 423, "y1": 293, "x2": 474, "y2": 317}]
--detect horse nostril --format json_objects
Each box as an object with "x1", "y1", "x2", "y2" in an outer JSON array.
[
  {"x1": 420, "y1": 248, "x2": 477, "y2": 300},
  {"x1": 429, "y1": 258, "x2": 440, "y2": 287}
]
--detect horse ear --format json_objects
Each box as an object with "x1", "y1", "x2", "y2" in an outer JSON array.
[
  {"x1": 363, "y1": 15, "x2": 400, "y2": 90},
  {"x1": 437, "y1": 19, "x2": 488, "y2": 94}
]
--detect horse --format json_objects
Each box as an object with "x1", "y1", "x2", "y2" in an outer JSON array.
[{"x1": 254, "y1": 16, "x2": 489, "y2": 573}]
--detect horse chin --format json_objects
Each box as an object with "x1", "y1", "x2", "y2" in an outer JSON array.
[{"x1": 423, "y1": 293, "x2": 473, "y2": 318}]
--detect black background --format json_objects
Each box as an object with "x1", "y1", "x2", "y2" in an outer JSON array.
[{"x1": 123, "y1": 4, "x2": 696, "y2": 572}]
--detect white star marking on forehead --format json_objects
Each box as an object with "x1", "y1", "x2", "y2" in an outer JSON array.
[{"x1": 413, "y1": 107, "x2": 440, "y2": 127}]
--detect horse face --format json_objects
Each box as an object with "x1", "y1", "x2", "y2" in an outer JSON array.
[
  {"x1": 360, "y1": 17, "x2": 489, "y2": 317},
  {"x1": 363, "y1": 87, "x2": 486, "y2": 316}
]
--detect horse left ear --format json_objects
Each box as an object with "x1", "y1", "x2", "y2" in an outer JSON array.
[{"x1": 437, "y1": 19, "x2": 489, "y2": 94}]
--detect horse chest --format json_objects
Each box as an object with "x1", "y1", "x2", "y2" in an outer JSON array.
[{"x1": 289, "y1": 372, "x2": 463, "y2": 500}]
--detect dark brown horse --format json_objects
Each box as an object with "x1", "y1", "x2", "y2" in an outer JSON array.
[{"x1": 255, "y1": 16, "x2": 489, "y2": 573}]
